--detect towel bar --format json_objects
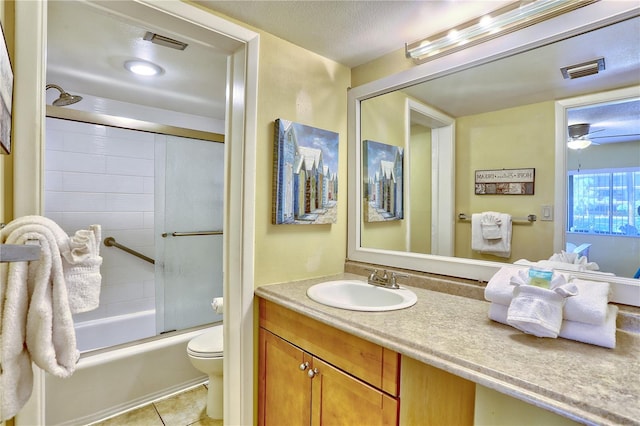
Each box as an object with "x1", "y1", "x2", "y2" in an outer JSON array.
[
  {"x1": 161, "y1": 230, "x2": 223, "y2": 237},
  {"x1": 458, "y1": 213, "x2": 537, "y2": 222},
  {"x1": 0, "y1": 244, "x2": 41, "y2": 263}
]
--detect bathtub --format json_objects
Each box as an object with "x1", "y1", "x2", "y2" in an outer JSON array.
[
  {"x1": 44, "y1": 323, "x2": 217, "y2": 425},
  {"x1": 74, "y1": 310, "x2": 156, "y2": 353}
]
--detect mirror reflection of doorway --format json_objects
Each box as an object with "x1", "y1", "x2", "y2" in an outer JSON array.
[{"x1": 565, "y1": 95, "x2": 640, "y2": 278}]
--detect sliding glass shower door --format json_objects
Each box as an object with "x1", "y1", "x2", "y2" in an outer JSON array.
[{"x1": 155, "y1": 135, "x2": 224, "y2": 333}]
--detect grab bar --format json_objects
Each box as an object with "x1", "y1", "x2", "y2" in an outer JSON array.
[
  {"x1": 104, "y1": 237, "x2": 155, "y2": 264},
  {"x1": 161, "y1": 230, "x2": 223, "y2": 237},
  {"x1": 458, "y1": 213, "x2": 537, "y2": 223}
]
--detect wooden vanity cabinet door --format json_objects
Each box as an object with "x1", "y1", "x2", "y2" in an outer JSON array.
[
  {"x1": 311, "y1": 357, "x2": 398, "y2": 426},
  {"x1": 259, "y1": 328, "x2": 312, "y2": 426}
]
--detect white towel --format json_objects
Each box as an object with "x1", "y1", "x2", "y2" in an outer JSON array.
[
  {"x1": 486, "y1": 266, "x2": 610, "y2": 325},
  {"x1": 472, "y1": 212, "x2": 512, "y2": 258},
  {"x1": 481, "y1": 212, "x2": 502, "y2": 239},
  {"x1": 506, "y1": 283, "x2": 577, "y2": 338},
  {"x1": 489, "y1": 303, "x2": 618, "y2": 349},
  {"x1": 0, "y1": 219, "x2": 81, "y2": 420},
  {"x1": 62, "y1": 224, "x2": 103, "y2": 314}
]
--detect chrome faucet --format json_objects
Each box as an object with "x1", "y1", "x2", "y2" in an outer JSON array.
[{"x1": 365, "y1": 269, "x2": 408, "y2": 289}]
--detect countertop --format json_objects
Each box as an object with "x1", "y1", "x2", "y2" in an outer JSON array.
[{"x1": 255, "y1": 272, "x2": 640, "y2": 426}]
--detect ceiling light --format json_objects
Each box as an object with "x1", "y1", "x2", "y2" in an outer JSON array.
[
  {"x1": 567, "y1": 138, "x2": 592, "y2": 150},
  {"x1": 405, "y1": 0, "x2": 598, "y2": 64},
  {"x1": 124, "y1": 60, "x2": 163, "y2": 76}
]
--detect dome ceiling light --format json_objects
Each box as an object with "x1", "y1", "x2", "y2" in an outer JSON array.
[{"x1": 124, "y1": 60, "x2": 164, "y2": 76}]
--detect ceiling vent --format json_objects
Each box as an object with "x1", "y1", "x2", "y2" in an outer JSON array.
[
  {"x1": 143, "y1": 31, "x2": 188, "y2": 51},
  {"x1": 561, "y1": 57, "x2": 605, "y2": 79}
]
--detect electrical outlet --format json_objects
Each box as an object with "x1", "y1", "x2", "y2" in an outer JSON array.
[{"x1": 541, "y1": 205, "x2": 553, "y2": 221}]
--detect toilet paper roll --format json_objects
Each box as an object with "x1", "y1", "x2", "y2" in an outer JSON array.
[{"x1": 212, "y1": 297, "x2": 224, "y2": 314}]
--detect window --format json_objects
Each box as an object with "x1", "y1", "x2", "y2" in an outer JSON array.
[{"x1": 568, "y1": 168, "x2": 640, "y2": 236}]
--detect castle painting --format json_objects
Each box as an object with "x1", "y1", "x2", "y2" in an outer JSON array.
[{"x1": 272, "y1": 119, "x2": 339, "y2": 224}]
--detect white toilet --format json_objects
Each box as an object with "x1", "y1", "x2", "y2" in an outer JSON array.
[{"x1": 187, "y1": 325, "x2": 223, "y2": 419}]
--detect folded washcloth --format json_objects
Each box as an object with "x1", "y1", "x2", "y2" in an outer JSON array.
[
  {"x1": 489, "y1": 303, "x2": 618, "y2": 348},
  {"x1": 472, "y1": 212, "x2": 513, "y2": 258},
  {"x1": 506, "y1": 283, "x2": 578, "y2": 338},
  {"x1": 481, "y1": 212, "x2": 502, "y2": 239},
  {"x1": 486, "y1": 266, "x2": 610, "y2": 325}
]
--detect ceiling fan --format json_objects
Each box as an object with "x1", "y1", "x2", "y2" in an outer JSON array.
[{"x1": 567, "y1": 123, "x2": 602, "y2": 150}]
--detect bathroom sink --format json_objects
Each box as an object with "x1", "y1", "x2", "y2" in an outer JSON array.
[{"x1": 306, "y1": 280, "x2": 417, "y2": 311}]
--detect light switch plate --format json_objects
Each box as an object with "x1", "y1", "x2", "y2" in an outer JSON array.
[{"x1": 541, "y1": 205, "x2": 553, "y2": 221}]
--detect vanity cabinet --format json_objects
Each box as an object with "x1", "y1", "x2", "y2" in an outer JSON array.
[{"x1": 258, "y1": 298, "x2": 399, "y2": 426}]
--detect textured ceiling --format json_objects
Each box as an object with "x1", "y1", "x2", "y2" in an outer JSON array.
[{"x1": 194, "y1": 0, "x2": 513, "y2": 68}]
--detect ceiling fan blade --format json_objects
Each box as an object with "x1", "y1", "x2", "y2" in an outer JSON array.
[{"x1": 590, "y1": 133, "x2": 640, "y2": 139}]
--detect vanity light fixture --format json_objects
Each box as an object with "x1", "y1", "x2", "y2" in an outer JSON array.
[
  {"x1": 124, "y1": 60, "x2": 164, "y2": 77},
  {"x1": 405, "y1": 0, "x2": 598, "y2": 64}
]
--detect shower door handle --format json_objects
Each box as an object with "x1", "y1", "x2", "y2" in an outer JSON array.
[{"x1": 161, "y1": 230, "x2": 223, "y2": 237}]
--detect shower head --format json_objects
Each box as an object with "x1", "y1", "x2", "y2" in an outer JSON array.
[{"x1": 45, "y1": 84, "x2": 83, "y2": 106}]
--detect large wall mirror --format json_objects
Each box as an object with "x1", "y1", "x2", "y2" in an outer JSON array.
[{"x1": 348, "y1": 3, "x2": 640, "y2": 305}]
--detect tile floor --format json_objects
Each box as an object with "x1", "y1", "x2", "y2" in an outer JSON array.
[{"x1": 91, "y1": 384, "x2": 222, "y2": 426}]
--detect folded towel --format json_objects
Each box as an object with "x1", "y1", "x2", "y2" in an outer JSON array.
[
  {"x1": 548, "y1": 250, "x2": 600, "y2": 271},
  {"x1": 486, "y1": 266, "x2": 610, "y2": 325},
  {"x1": 472, "y1": 212, "x2": 512, "y2": 258},
  {"x1": 506, "y1": 283, "x2": 577, "y2": 338},
  {"x1": 481, "y1": 212, "x2": 502, "y2": 239},
  {"x1": 563, "y1": 279, "x2": 610, "y2": 325},
  {"x1": 489, "y1": 302, "x2": 618, "y2": 348}
]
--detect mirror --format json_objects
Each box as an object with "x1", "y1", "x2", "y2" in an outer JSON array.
[{"x1": 348, "y1": 5, "x2": 640, "y2": 304}]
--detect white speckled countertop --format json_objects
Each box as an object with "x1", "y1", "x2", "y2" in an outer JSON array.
[{"x1": 255, "y1": 272, "x2": 640, "y2": 426}]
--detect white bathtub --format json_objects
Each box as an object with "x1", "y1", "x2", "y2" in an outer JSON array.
[
  {"x1": 44, "y1": 323, "x2": 217, "y2": 425},
  {"x1": 74, "y1": 310, "x2": 156, "y2": 353}
]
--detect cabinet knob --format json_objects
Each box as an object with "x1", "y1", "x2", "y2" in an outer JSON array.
[
  {"x1": 307, "y1": 368, "x2": 319, "y2": 378},
  {"x1": 299, "y1": 362, "x2": 309, "y2": 371}
]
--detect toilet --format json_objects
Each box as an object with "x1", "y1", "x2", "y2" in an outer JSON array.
[{"x1": 187, "y1": 325, "x2": 223, "y2": 419}]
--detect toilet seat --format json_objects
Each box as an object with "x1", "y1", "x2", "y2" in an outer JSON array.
[{"x1": 187, "y1": 326, "x2": 223, "y2": 358}]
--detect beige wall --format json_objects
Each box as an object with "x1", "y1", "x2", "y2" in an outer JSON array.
[
  {"x1": 0, "y1": 0, "x2": 13, "y2": 225},
  {"x1": 455, "y1": 101, "x2": 556, "y2": 262},
  {"x1": 360, "y1": 90, "x2": 407, "y2": 251},
  {"x1": 253, "y1": 31, "x2": 350, "y2": 286},
  {"x1": 409, "y1": 123, "x2": 431, "y2": 254}
]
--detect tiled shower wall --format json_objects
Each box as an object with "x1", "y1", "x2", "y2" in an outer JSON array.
[{"x1": 45, "y1": 117, "x2": 159, "y2": 323}]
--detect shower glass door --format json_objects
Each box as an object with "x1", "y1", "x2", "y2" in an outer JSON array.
[{"x1": 155, "y1": 135, "x2": 224, "y2": 333}]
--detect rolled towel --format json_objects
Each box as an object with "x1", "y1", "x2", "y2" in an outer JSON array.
[
  {"x1": 488, "y1": 303, "x2": 618, "y2": 349},
  {"x1": 212, "y1": 297, "x2": 224, "y2": 314},
  {"x1": 486, "y1": 267, "x2": 609, "y2": 325}
]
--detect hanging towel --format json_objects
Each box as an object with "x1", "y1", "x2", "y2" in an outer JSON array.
[
  {"x1": 480, "y1": 211, "x2": 502, "y2": 239},
  {"x1": 0, "y1": 219, "x2": 81, "y2": 420},
  {"x1": 489, "y1": 303, "x2": 618, "y2": 349},
  {"x1": 485, "y1": 266, "x2": 610, "y2": 325},
  {"x1": 471, "y1": 212, "x2": 512, "y2": 258},
  {"x1": 62, "y1": 224, "x2": 103, "y2": 313}
]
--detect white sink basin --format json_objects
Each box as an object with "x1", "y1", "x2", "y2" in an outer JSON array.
[{"x1": 306, "y1": 280, "x2": 417, "y2": 312}]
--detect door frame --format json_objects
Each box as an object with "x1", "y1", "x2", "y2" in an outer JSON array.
[{"x1": 12, "y1": 1, "x2": 258, "y2": 424}]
